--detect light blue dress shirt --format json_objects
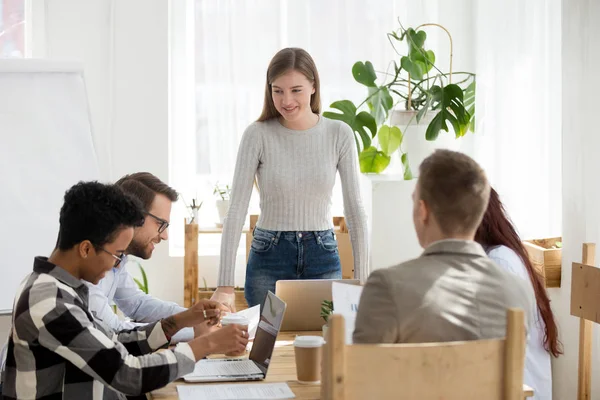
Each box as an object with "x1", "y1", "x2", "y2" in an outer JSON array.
[
  {"x1": 84, "y1": 255, "x2": 194, "y2": 343},
  {"x1": 487, "y1": 245, "x2": 552, "y2": 400}
]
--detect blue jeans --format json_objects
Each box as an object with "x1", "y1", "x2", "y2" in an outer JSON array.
[{"x1": 245, "y1": 227, "x2": 342, "y2": 308}]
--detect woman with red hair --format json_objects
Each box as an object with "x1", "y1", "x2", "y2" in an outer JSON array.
[{"x1": 475, "y1": 188, "x2": 561, "y2": 400}]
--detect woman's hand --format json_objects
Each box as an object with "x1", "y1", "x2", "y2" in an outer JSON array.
[{"x1": 210, "y1": 286, "x2": 237, "y2": 312}]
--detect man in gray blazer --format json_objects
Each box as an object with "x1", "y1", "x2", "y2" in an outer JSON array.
[{"x1": 353, "y1": 150, "x2": 534, "y2": 344}]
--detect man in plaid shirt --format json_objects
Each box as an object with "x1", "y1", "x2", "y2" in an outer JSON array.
[{"x1": 1, "y1": 182, "x2": 248, "y2": 400}]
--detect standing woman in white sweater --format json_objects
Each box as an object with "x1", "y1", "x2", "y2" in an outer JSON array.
[{"x1": 211, "y1": 48, "x2": 369, "y2": 310}]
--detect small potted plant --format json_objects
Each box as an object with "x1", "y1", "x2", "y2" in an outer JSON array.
[
  {"x1": 180, "y1": 192, "x2": 203, "y2": 224},
  {"x1": 320, "y1": 300, "x2": 334, "y2": 339},
  {"x1": 213, "y1": 182, "x2": 231, "y2": 227}
]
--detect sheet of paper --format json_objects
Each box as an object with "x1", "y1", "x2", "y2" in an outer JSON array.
[
  {"x1": 176, "y1": 382, "x2": 295, "y2": 400},
  {"x1": 232, "y1": 305, "x2": 260, "y2": 339},
  {"x1": 331, "y1": 282, "x2": 363, "y2": 344}
]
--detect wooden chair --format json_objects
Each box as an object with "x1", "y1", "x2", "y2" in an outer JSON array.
[
  {"x1": 321, "y1": 309, "x2": 529, "y2": 400},
  {"x1": 245, "y1": 214, "x2": 355, "y2": 279},
  {"x1": 571, "y1": 243, "x2": 598, "y2": 400}
]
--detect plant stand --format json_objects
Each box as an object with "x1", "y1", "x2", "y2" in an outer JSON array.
[{"x1": 360, "y1": 174, "x2": 422, "y2": 272}]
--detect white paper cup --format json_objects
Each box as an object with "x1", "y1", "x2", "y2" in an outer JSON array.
[
  {"x1": 294, "y1": 335, "x2": 324, "y2": 384},
  {"x1": 220, "y1": 315, "x2": 249, "y2": 356}
]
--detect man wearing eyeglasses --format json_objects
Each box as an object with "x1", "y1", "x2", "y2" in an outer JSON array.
[{"x1": 85, "y1": 172, "x2": 201, "y2": 342}]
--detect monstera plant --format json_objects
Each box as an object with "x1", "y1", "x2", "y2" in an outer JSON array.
[{"x1": 323, "y1": 21, "x2": 476, "y2": 175}]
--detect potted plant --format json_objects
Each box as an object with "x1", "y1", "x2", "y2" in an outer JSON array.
[
  {"x1": 320, "y1": 300, "x2": 334, "y2": 339},
  {"x1": 213, "y1": 182, "x2": 231, "y2": 227},
  {"x1": 181, "y1": 192, "x2": 203, "y2": 224},
  {"x1": 323, "y1": 20, "x2": 475, "y2": 176}
]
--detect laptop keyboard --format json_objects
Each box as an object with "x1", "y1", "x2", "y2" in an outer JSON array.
[{"x1": 191, "y1": 359, "x2": 263, "y2": 377}]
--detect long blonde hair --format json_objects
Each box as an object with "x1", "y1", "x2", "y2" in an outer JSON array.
[{"x1": 257, "y1": 48, "x2": 321, "y2": 122}]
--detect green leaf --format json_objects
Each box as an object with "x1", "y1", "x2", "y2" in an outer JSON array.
[
  {"x1": 367, "y1": 86, "x2": 394, "y2": 125},
  {"x1": 133, "y1": 278, "x2": 145, "y2": 294},
  {"x1": 406, "y1": 28, "x2": 427, "y2": 52},
  {"x1": 464, "y1": 80, "x2": 476, "y2": 132},
  {"x1": 401, "y1": 56, "x2": 424, "y2": 80},
  {"x1": 425, "y1": 84, "x2": 471, "y2": 140},
  {"x1": 401, "y1": 153, "x2": 413, "y2": 180},
  {"x1": 412, "y1": 49, "x2": 436, "y2": 74},
  {"x1": 324, "y1": 100, "x2": 377, "y2": 153},
  {"x1": 352, "y1": 61, "x2": 377, "y2": 87},
  {"x1": 416, "y1": 90, "x2": 433, "y2": 123},
  {"x1": 378, "y1": 125, "x2": 402, "y2": 155},
  {"x1": 359, "y1": 146, "x2": 391, "y2": 173},
  {"x1": 139, "y1": 264, "x2": 148, "y2": 294}
]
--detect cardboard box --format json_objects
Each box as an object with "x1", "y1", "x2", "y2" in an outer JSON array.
[{"x1": 523, "y1": 237, "x2": 562, "y2": 288}]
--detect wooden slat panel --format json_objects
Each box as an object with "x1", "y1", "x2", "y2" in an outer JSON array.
[
  {"x1": 571, "y1": 262, "x2": 600, "y2": 321},
  {"x1": 344, "y1": 340, "x2": 505, "y2": 400},
  {"x1": 183, "y1": 222, "x2": 199, "y2": 307},
  {"x1": 505, "y1": 309, "x2": 526, "y2": 400},
  {"x1": 575, "y1": 243, "x2": 596, "y2": 400},
  {"x1": 322, "y1": 314, "x2": 346, "y2": 400}
]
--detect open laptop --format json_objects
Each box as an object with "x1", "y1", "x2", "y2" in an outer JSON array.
[
  {"x1": 276, "y1": 279, "x2": 360, "y2": 331},
  {"x1": 183, "y1": 291, "x2": 286, "y2": 383}
]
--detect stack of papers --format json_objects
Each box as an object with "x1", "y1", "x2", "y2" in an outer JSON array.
[
  {"x1": 176, "y1": 382, "x2": 295, "y2": 399},
  {"x1": 229, "y1": 305, "x2": 260, "y2": 339}
]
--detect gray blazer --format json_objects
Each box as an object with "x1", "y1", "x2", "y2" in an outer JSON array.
[{"x1": 353, "y1": 239, "x2": 535, "y2": 344}]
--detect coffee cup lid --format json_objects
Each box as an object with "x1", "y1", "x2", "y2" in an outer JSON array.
[
  {"x1": 221, "y1": 314, "x2": 249, "y2": 325},
  {"x1": 294, "y1": 335, "x2": 324, "y2": 348}
]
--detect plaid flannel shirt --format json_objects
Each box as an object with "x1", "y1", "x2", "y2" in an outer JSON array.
[{"x1": 1, "y1": 257, "x2": 196, "y2": 400}]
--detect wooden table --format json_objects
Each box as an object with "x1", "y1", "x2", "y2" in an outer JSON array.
[
  {"x1": 150, "y1": 331, "x2": 320, "y2": 399},
  {"x1": 150, "y1": 331, "x2": 534, "y2": 399}
]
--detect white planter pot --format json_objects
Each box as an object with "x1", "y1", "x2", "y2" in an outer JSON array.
[
  {"x1": 391, "y1": 110, "x2": 462, "y2": 176},
  {"x1": 216, "y1": 199, "x2": 230, "y2": 226},
  {"x1": 322, "y1": 323, "x2": 328, "y2": 342}
]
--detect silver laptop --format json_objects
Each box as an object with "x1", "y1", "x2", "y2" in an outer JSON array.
[
  {"x1": 276, "y1": 279, "x2": 361, "y2": 331},
  {"x1": 183, "y1": 291, "x2": 286, "y2": 383}
]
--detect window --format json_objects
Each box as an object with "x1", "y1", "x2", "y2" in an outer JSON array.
[
  {"x1": 0, "y1": 0, "x2": 25, "y2": 58},
  {"x1": 170, "y1": 0, "x2": 429, "y2": 255}
]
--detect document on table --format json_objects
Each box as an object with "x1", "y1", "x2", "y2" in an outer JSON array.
[
  {"x1": 331, "y1": 282, "x2": 363, "y2": 344},
  {"x1": 176, "y1": 382, "x2": 295, "y2": 400},
  {"x1": 231, "y1": 305, "x2": 260, "y2": 339}
]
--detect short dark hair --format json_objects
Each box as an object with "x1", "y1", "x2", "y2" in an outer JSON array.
[
  {"x1": 418, "y1": 149, "x2": 490, "y2": 236},
  {"x1": 56, "y1": 181, "x2": 145, "y2": 250},
  {"x1": 115, "y1": 172, "x2": 178, "y2": 211}
]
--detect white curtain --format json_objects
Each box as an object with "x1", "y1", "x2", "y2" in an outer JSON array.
[{"x1": 470, "y1": 0, "x2": 562, "y2": 239}]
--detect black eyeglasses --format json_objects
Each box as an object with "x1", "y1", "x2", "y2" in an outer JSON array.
[
  {"x1": 98, "y1": 247, "x2": 126, "y2": 268},
  {"x1": 146, "y1": 212, "x2": 170, "y2": 234}
]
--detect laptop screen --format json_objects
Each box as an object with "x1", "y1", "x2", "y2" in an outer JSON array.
[{"x1": 249, "y1": 291, "x2": 287, "y2": 374}]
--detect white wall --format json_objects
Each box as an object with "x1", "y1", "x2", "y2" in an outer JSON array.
[
  {"x1": 554, "y1": 1, "x2": 600, "y2": 398},
  {"x1": 33, "y1": 0, "x2": 184, "y2": 304}
]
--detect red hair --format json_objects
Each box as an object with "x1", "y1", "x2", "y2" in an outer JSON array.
[{"x1": 475, "y1": 188, "x2": 562, "y2": 357}]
